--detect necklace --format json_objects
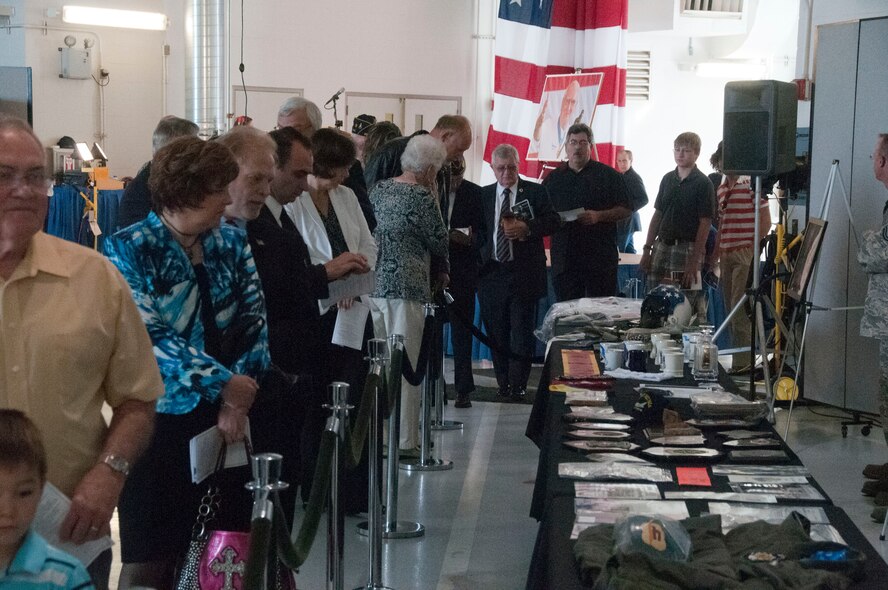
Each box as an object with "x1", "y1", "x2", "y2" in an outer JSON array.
[{"x1": 160, "y1": 214, "x2": 201, "y2": 258}]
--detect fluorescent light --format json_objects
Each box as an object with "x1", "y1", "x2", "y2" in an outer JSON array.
[
  {"x1": 62, "y1": 6, "x2": 167, "y2": 31},
  {"x1": 695, "y1": 61, "x2": 766, "y2": 80}
]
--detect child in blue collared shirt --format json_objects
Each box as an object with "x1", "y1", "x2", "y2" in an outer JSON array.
[{"x1": 0, "y1": 410, "x2": 93, "y2": 589}]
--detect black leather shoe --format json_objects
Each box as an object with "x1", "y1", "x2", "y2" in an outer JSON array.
[
  {"x1": 496, "y1": 386, "x2": 511, "y2": 399},
  {"x1": 455, "y1": 394, "x2": 472, "y2": 408},
  {"x1": 511, "y1": 388, "x2": 527, "y2": 402}
]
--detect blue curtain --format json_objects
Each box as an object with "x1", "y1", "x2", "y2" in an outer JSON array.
[{"x1": 44, "y1": 184, "x2": 124, "y2": 253}]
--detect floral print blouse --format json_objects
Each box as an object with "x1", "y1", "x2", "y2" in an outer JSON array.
[
  {"x1": 370, "y1": 179, "x2": 448, "y2": 302},
  {"x1": 104, "y1": 211, "x2": 269, "y2": 415}
]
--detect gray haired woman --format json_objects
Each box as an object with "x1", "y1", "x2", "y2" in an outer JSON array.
[{"x1": 368, "y1": 134, "x2": 449, "y2": 455}]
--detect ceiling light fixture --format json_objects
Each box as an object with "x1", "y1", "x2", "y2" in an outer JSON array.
[{"x1": 62, "y1": 6, "x2": 168, "y2": 31}]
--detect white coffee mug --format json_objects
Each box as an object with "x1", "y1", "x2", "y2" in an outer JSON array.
[
  {"x1": 663, "y1": 351, "x2": 684, "y2": 376},
  {"x1": 604, "y1": 345, "x2": 625, "y2": 371}
]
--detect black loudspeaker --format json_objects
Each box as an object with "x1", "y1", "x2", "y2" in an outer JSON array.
[{"x1": 723, "y1": 80, "x2": 798, "y2": 176}]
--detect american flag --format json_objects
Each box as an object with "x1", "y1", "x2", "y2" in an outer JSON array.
[{"x1": 484, "y1": 0, "x2": 628, "y2": 179}]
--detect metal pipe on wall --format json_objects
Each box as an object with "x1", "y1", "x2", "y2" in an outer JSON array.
[{"x1": 185, "y1": 0, "x2": 225, "y2": 137}]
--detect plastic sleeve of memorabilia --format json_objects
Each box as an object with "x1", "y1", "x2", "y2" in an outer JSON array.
[
  {"x1": 726, "y1": 474, "x2": 811, "y2": 485},
  {"x1": 584, "y1": 452, "x2": 654, "y2": 464},
  {"x1": 711, "y1": 465, "x2": 810, "y2": 477},
  {"x1": 663, "y1": 491, "x2": 778, "y2": 503},
  {"x1": 574, "y1": 482, "x2": 662, "y2": 500},
  {"x1": 558, "y1": 462, "x2": 674, "y2": 483},
  {"x1": 727, "y1": 482, "x2": 825, "y2": 501}
]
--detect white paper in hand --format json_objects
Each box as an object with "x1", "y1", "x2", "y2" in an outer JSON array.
[
  {"x1": 189, "y1": 420, "x2": 251, "y2": 484},
  {"x1": 34, "y1": 483, "x2": 113, "y2": 566},
  {"x1": 332, "y1": 300, "x2": 370, "y2": 350}
]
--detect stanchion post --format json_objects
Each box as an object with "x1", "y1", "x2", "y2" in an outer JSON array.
[
  {"x1": 245, "y1": 453, "x2": 289, "y2": 589},
  {"x1": 325, "y1": 382, "x2": 351, "y2": 590},
  {"x1": 379, "y1": 334, "x2": 424, "y2": 538},
  {"x1": 401, "y1": 304, "x2": 453, "y2": 472},
  {"x1": 431, "y1": 295, "x2": 462, "y2": 431},
  {"x1": 354, "y1": 339, "x2": 395, "y2": 590}
]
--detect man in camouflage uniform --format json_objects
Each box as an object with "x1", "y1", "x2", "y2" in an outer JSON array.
[{"x1": 859, "y1": 133, "x2": 888, "y2": 448}]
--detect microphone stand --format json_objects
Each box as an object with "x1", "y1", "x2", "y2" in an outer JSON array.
[{"x1": 331, "y1": 95, "x2": 343, "y2": 129}]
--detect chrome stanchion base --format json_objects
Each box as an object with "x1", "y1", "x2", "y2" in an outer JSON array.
[
  {"x1": 430, "y1": 419, "x2": 463, "y2": 431},
  {"x1": 399, "y1": 457, "x2": 453, "y2": 471},
  {"x1": 356, "y1": 520, "x2": 425, "y2": 539},
  {"x1": 354, "y1": 585, "x2": 394, "y2": 590}
]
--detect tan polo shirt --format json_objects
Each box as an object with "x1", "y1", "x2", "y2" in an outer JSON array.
[{"x1": 0, "y1": 232, "x2": 162, "y2": 496}]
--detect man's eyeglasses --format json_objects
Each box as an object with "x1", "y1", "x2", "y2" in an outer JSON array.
[
  {"x1": 568, "y1": 139, "x2": 590, "y2": 147},
  {"x1": 0, "y1": 169, "x2": 51, "y2": 192}
]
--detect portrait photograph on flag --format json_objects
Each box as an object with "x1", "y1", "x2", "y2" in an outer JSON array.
[
  {"x1": 527, "y1": 73, "x2": 603, "y2": 162},
  {"x1": 484, "y1": 0, "x2": 628, "y2": 179}
]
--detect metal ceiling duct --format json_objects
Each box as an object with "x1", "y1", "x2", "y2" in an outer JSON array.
[{"x1": 185, "y1": 0, "x2": 225, "y2": 138}]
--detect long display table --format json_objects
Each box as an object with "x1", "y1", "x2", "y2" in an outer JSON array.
[{"x1": 525, "y1": 342, "x2": 888, "y2": 589}]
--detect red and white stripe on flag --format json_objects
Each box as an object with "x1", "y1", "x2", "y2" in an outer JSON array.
[{"x1": 484, "y1": 0, "x2": 628, "y2": 179}]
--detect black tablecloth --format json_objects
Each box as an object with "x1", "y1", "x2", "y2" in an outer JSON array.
[{"x1": 525, "y1": 341, "x2": 888, "y2": 590}]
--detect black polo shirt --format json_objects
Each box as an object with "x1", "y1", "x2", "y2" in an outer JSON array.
[
  {"x1": 543, "y1": 160, "x2": 631, "y2": 275},
  {"x1": 653, "y1": 166, "x2": 716, "y2": 242}
]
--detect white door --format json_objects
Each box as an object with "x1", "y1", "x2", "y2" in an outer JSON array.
[
  {"x1": 345, "y1": 94, "x2": 405, "y2": 133},
  {"x1": 403, "y1": 97, "x2": 461, "y2": 134},
  {"x1": 231, "y1": 86, "x2": 302, "y2": 132}
]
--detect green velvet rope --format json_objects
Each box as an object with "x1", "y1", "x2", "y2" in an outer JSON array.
[
  {"x1": 244, "y1": 350, "x2": 406, "y2": 582},
  {"x1": 243, "y1": 516, "x2": 272, "y2": 589},
  {"x1": 343, "y1": 372, "x2": 379, "y2": 468},
  {"x1": 270, "y1": 427, "x2": 336, "y2": 571}
]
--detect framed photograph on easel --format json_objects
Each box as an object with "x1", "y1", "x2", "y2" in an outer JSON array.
[
  {"x1": 786, "y1": 217, "x2": 828, "y2": 301},
  {"x1": 527, "y1": 73, "x2": 603, "y2": 162}
]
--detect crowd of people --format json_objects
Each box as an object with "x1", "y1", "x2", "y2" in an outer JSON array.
[{"x1": 7, "y1": 98, "x2": 888, "y2": 589}]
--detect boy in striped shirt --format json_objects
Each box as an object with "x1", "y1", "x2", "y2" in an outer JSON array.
[
  {"x1": 0, "y1": 410, "x2": 93, "y2": 589},
  {"x1": 711, "y1": 142, "x2": 771, "y2": 371}
]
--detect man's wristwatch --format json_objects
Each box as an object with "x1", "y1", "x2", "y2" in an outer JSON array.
[{"x1": 101, "y1": 454, "x2": 131, "y2": 477}]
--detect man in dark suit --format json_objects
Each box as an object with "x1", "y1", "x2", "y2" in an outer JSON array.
[
  {"x1": 244, "y1": 127, "x2": 368, "y2": 512},
  {"x1": 479, "y1": 144, "x2": 561, "y2": 401},
  {"x1": 446, "y1": 156, "x2": 484, "y2": 408},
  {"x1": 276, "y1": 96, "x2": 376, "y2": 231}
]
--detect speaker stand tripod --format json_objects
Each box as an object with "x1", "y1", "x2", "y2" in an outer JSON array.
[{"x1": 713, "y1": 176, "x2": 778, "y2": 420}]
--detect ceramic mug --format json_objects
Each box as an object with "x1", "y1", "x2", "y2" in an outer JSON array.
[
  {"x1": 603, "y1": 344, "x2": 625, "y2": 371},
  {"x1": 663, "y1": 351, "x2": 685, "y2": 376},
  {"x1": 627, "y1": 348, "x2": 648, "y2": 372}
]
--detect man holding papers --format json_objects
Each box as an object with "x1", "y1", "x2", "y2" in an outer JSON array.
[
  {"x1": 478, "y1": 144, "x2": 560, "y2": 401},
  {"x1": 543, "y1": 123, "x2": 632, "y2": 302}
]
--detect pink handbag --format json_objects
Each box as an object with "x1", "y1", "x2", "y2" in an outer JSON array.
[
  {"x1": 175, "y1": 446, "x2": 295, "y2": 590},
  {"x1": 197, "y1": 531, "x2": 251, "y2": 590}
]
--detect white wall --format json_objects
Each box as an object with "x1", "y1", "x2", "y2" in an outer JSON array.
[
  {"x1": 4, "y1": 0, "x2": 489, "y2": 179},
  {"x1": 11, "y1": 0, "x2": 876, "y2": 185},
  {"x1": 622, "y1": 1, "x2": 798, "y2": 235},
  {"x1": 1, "y1": 1, "x2": 166, "y2": 177},
  {"x1": 223, "y1": 0, "x2": 486, "y2": 178},
  {"x1": 623, "y1": 34, "x2": 727, "y2": 232}
]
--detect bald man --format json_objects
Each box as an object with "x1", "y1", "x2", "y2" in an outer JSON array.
[{"x1": 530, "y1": 80, "x2": 580, "y2": 160}]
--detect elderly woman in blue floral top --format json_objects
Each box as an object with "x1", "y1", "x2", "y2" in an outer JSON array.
[
  {"x1": 369, "y1": 134, "x2": 449, "y2": 454},
  {"x1": 104, "y1": 136, "x2": 269, "y2": 589}
]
